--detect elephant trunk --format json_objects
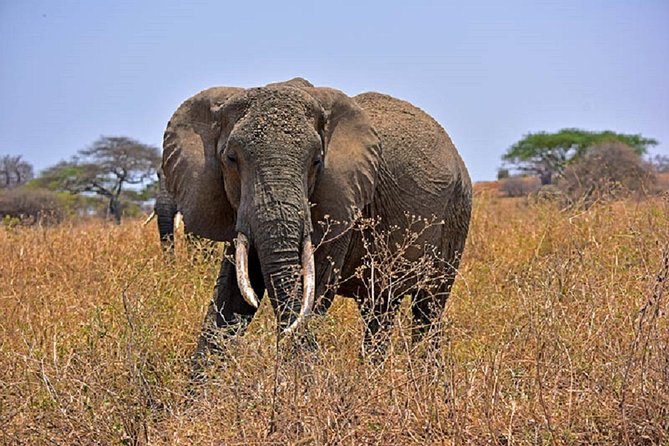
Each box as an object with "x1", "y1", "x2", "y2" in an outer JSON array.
[
  {"x1": 155, "y1": 188, "x2": 178, "y2": 252},
  {"x1": 236, "y1": 185, "x2": 315, "y2": 333},
  {"x1": 157, "y1": 210, "x2": 175, "y2": 243},
  {"x1": 156, "y1": 203, "x2": 177, "y2": 249}
]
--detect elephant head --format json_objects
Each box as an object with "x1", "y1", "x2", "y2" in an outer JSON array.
[{"x1": 162, "y1": 78, "x2": 381, "y2": 332}]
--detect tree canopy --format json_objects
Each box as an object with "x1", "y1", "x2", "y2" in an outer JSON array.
[
  {"x1": 502, "y1": 129, "x2": 658, "y2": 185},
  {"x1": 37, "y1": 136, "x2": 160, "y2": 223}
]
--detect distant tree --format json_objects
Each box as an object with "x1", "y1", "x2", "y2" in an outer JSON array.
[
  {"x1": 502, "y1": 129, "x2": 658, "y2": 185},
  {"x1": 558, "y1": 141, "x2": 656, "y2": 206},
  {"x1": 649, "y1": 154, "x2": 669, "y2": 173},
  {"x1": 37, "y1": 136, "x2": 160, "y2": 224},
  {"x1": 496, "y1": 167, "x2": 510, "y2": 180},
  {"x1": 0, "y1": 155, "x2": 34, "y2": 188}
]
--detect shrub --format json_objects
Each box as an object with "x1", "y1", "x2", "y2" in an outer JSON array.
[
  {"x1": 499, "y1": 176, "x2": 541, "y2": 197},
  {"x1": 0, "y1": 187, "x2": 65, "y2": 225},
  {"x1": 559, "y1": 141, "x2": 656, "y2": 206},
  {"x1": 529, "y1": 184, "x2": 566, "y2": 205}
]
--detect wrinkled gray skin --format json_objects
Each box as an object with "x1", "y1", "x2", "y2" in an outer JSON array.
[{"x1": 162, "y1": 78, "x2": 472, "y2": 376}]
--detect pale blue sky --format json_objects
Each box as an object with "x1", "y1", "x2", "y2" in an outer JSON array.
[{"x1": 1, "y1": 0, "x2": 667, "y2": 181}]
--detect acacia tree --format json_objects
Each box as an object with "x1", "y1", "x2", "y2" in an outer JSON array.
[
  {"x1": 502, "y1": 129, "x2": 658, "y2": 185},
  {"x1": 38, "y1": 136, "x2": 160, "y2": 224},
  {"x1": 0, "y1": 155, "x2": 34, "y2": 188}
]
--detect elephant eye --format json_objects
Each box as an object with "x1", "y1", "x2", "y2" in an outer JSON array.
[
  {"x1": 313, "y1": 152, "x2": 323, "y2": 168},
  {"x1": 226, "y1": 152, "x2": 237, "y2": 163}
]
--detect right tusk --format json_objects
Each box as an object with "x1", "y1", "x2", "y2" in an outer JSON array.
[
  {"x1": 300, "y1": 236, "x2": 316, "y2": 319},
  {"x1": 174, "y1": 212, "x2": 183, "y2": 230},
  {"x1": 235, "y1": 233, "x2": 260, "y2": 309},
  {"x1": 284, "y1": 235, "x2": 316, "y2": 335},
  {"x1": 143, "y1": 210, "x2": 156, "y2": 226}
]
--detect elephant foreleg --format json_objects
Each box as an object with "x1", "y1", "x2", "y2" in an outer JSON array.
[{"x1": 190, "y1": 244, "x2": 264, "y2": 385}]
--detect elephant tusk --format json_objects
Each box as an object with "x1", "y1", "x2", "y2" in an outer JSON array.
[
  {"x1": 143, "y1": 210, "x2": 156, "y2": 226},
  {"x1": 284, "y1": 236, "x2": 316, "y2": 335},
  {"x1": 174, "y1": 212, "x2": 183, "y2": 230},
  {"x1": 235, "y1": 233, "x2": 260, "y2": 309},
  {"x1": 301, "y1": 237, "x2": 316, "y2": 318}
]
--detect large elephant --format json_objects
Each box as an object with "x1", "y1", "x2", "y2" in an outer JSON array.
[{"x1": 162, "y1": 78, "x2": 472, "y2": 367}]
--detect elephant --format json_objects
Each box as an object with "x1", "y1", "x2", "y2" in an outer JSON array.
[
  {"x1": 149, "y1": 167, "x2": 218, "y2": 259},
  {"x1": 161, "y1": 78, "x2": 472, "y2": 370}
]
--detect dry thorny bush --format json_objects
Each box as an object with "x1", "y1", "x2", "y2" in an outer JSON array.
[{"x1": 1, "y1": 194, "x2": 668, "y2": 445}]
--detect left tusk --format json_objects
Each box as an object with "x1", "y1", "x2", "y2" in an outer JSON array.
[
  {"x1": 174, "y1": 212, "x2": 183, "y2": 230},
  {"x1": 143, "y1": 210, "x2": 156, "y2": 226},
  {"x1": 284, "y1": 236, "x2": 316, "y2": 335},
  {"x1": 235, "y1": 232, "x2": 260, "y2": 309}
]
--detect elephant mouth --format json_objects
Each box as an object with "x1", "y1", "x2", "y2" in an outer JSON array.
[{"x1": 234, "y1": 232, "x2": 315, "y2": 334}]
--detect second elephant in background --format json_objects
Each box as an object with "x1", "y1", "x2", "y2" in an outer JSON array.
[{"x1": 152, "y1": 168, "x2": 218, "y2": 260}]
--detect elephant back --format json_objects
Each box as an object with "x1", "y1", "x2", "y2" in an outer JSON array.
[{"x1": 354, "y1": 92, "x2": 471, "y2": 197}]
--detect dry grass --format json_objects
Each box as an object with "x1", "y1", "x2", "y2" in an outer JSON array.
[{"x1": 1, "y1": 194, "x2": 668, "y2": 445}]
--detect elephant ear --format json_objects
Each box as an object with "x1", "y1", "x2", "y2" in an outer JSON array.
[
  {"x1": 162, "y1": 86, "x2": 243, "y2": 241},
  {"x1": 302, "y1": 87, "x2": 382, "y2": 231}
]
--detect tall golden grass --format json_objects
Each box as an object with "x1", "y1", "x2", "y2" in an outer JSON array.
[{"x1": 1, "y1": 194, "x2": 667, "y2": 445}]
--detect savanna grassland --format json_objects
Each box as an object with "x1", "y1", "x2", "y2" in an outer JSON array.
[{"x1": 1, "y1": 193, "x2": 668, "y2": 445}]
